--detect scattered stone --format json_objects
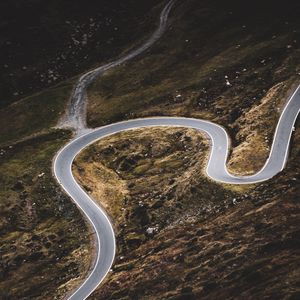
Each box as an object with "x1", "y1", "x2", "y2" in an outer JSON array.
[
  {"x1": 146, "y1": 227, "x2": 156, "y2": 235},
  {"x1": 226, "y1": 79, "x2": 232, "y2": 86}
]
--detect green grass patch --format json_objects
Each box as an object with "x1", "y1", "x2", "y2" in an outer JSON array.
[{"x1": 0, "y1": 81, "x2": 73, "y2": 145}]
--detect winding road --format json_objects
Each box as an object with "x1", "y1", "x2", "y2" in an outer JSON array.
[{"x1": 53, "y1": 0, "x2": 300, "y2": 299}]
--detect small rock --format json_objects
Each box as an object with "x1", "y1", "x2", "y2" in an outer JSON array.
[
  {"x1": 146, "y1": 227, "x2": 155, "y2": 235},
  {"x1": 232, "y1": 198, "x2": 238, "y2": 205}
]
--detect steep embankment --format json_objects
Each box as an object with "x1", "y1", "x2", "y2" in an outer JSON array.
[
  {"x1": 87, "y1": 0, "x2": 300, "y2": 174},
  {"x1": 73, "y1": 0, "x2": 300, "y2": 298},
  {"x1": 75, "y1": 117, "x2": 300, "y2": 300}
]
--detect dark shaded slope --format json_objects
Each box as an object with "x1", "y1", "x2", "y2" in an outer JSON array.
[{"x1": 0, "y1": 0, "x2": 162, "y2": 108}]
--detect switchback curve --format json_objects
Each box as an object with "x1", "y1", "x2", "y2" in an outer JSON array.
[{"x1": 53, "y1": 0, "x2": 300, "y2": 299}]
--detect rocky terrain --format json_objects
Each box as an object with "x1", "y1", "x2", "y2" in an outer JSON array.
[
  {"x1": 75, "y1": 122, "x2": 299, "y2": 300},
  {"x1": 74, "y1": 0, "x2": 300, "y2": 298},
  {"x1": 0, "y1": 1, "x2": 166, "y2": 299},
  {"x1": 87, "y1": 0, "x2": 300, "y2": 174},
  {"x1": 0, "y1": 0, "x2": 299, "y2": 299}
]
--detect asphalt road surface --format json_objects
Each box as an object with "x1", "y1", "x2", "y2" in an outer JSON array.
[
  {"x1": 54, "y1": 85, "x2": 300, "y2": 299},
  {"x1": 53, "y1": 0, "x2": 300, "y2": 298},
  {"x1": 54, "y1": 1, "x2": 176, "y2": 299}
]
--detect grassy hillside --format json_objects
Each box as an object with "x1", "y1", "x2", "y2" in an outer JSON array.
[
  {"x1": 71, "y1": 0, "x2": 300, "y2": 298},
  {"x1": 0, "y1": 130, "x2": 93, "y2": 299},
  {"x1": 1, "y1": 0, "x2": 299, "y2": 299},
  {"x1": 0, "y1": 1, "x2": 171, "y2": 299},
  {"x1": 87, "y1": 0, "x2": 300, "y2": 174},
  {"x1": 0, "y1": 80, "x2": 73, "y2": 145},
  {"x1": 75, "y1": 114, "x2": 300, "y2": 300}
]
